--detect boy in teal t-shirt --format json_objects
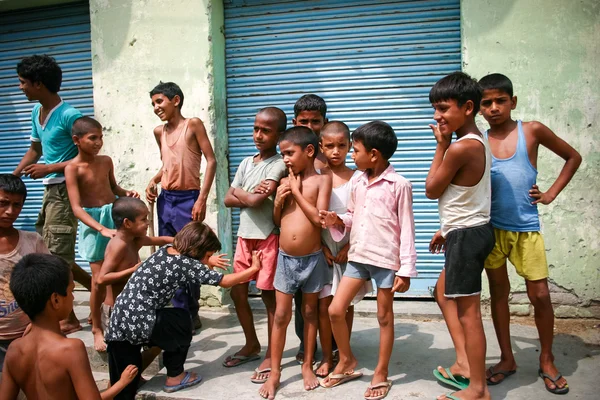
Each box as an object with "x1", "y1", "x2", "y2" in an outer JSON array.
[{"x1": 13, "y1": 55, "x2": 88, "y2": 334}]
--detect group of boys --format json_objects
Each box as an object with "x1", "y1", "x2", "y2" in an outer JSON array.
[{"x1": 0, "y1": 53, "x2": 581, "y2": 400}]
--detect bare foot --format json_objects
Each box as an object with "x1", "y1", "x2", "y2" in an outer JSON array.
[
  {"x1": 302, "y1": 365, "x2": 320, "y2": 391},
  {"x1": 60, "y1": 320, "x2": 82, "y2": 335},
  {"x1": 485, "y1": 359, "x2": 517, "y2": 384},
  {"x1": 258, "y1": 372, "x2": 280, "y2": 399},
  {"x1": 321, "y1": 355, "x2": 358, "y2": 387},
  {"x1": 437, "y1": 386, "x2": 491, "y2": 400},
  {"x1": 315, "y1": 357, "x2": 333, "y2": 378},
  {"x1": 251, "y1": 358, "x2": 272, "y2": 383},
  {"x1": 364, "y1": 370, "x2": 390, "y2": 399},
  {"x1": 437, "y1": 361, "x2": 470, "y2": 379},
  {"x1": 93, "y1": 329, "x2": 107, "y2": 352},
  {"x1": 539, "y1": 358, "x2": 568, "y2": 393}
]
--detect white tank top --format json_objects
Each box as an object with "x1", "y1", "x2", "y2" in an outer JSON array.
[{"x1": 438, "y1": 134, "x2": 491, "y2": 237}]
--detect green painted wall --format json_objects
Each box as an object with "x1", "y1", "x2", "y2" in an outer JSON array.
[{"x1": 462, "y1": 0, "x2": 600, "y2": 317}]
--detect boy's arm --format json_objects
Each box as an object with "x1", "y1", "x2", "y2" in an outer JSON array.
[
  {"x1": 107, "y1": 157, "x2": 138, "y2": 198},
  {"x1": 146, "y1": 126, "x2": 163, "y2": 203},
  {"x1": 137, "y1": 235, "x2": 173, "y2": 246},
  {"x1": 425, "y1": 125, "x2": 469, "y2": 199},
  {"x1": 96, "y1": 241, "x2": 133, "y2": 286},
  {"x1": 219, "y1": 251, "x2": 262, "y2": 288},
  {"x1": 190, "y1": 118, "x2": 216, "y2": 221},
  {"x1": 288, "y1": 169, "x2": 332, "y2": 226},
  {"x1": 231, "y1": 181, "x2": 278, "y2": 208},
  {"x1": 65, "y1": 164, "x2": 115, "y2": 238},
  {"x1": 396, "y1": 182, "x2": 418, "y2": 277},
  {"x1": 529, "y1": 121, "x2": 582, "y2": 204},
  {"x1": 67, "y1": 340, "x2": 103, "y2": 400},
  {"x1": 273, "y1": 178, "x2": 290, "y2": 227},
  {"x1": 0, "y1": 361, "x2": 20, "y2": 400}
]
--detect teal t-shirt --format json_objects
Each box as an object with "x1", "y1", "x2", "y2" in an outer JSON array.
[{"x1": 30, "y1": 101, "x2": 82, "y2": 183}]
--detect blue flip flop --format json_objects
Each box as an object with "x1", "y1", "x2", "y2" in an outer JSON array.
[
  {"x1": 163, "y1": 372, "x2": 203, "y2": 393},
  {"x1": 433, "y1": 367, "x2": 469, "y2": 390}
]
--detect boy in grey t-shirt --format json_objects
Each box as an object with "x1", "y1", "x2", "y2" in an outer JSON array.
[{"x1": 222, "y1": 108, "x2": 287, "y2": 384}]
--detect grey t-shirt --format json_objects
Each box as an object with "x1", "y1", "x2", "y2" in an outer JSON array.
[{"x1": 231, "y1": 154, "x2": 286, "y2": 239}]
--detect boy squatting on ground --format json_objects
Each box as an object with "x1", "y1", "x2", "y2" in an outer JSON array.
[
  {"x1": 478, "y1": 74, "x2": 580, "y2": 394},
  {"x1": 0, "y1": 253, "x2": 138, "y2": 400},
  {"x1": 290, "y1": 94, "x2": 331, "y2": 364},
  {"x1": 13, "y1": 55, "x2": 90, "y2": 334},
  {"x1": 314, "y1": 121, "x2": 373, "y2": 379},
  {"x1": 426, "y1": 72, "x2": 495, "y2": 400},
  {"x1": 221, "y1": 107, "x2": 287, "y2": 384},
  {"x1": 258, "y1": 127, "x2": 332, "y2": 399},
  {"x1": 64, "y1": 117, "x2": 139, "y2": 352},
  {"x1": 320, "y1": 121, "x2": 417, "y2": 400},
  {"x1": 105, "y1": 222, "x2": 262, "y2": 399}
]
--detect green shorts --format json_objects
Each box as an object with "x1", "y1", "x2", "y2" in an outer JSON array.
[
  {"x1": 35, "y1": 183, "x2": 78, "y2": 265},
  {"x1": 79, "y1": 203, "x2": 115, "y2": 263}
]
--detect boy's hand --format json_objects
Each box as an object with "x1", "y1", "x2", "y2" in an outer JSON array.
[
  {"x1": 251, "y1": 250, "x2": 263, "y2": 270},
  {"x1": 529, "y1": 184, "x2": 555, "y2": 205},
  {"x1": 192, "y1": 199, "x2": 206, "y2": 221},
  {"x1": 146, "y1": 181, "x2": 158, "y2": 203},
  {"x1": 253, "y1": 180, "x2": 272, "y2": 195},
  {"x1": 319, "y1": 210, "x2": 338, "y2": 228},
  {"x1": 22, "y1": 163, "x2": 51, "y2": 179},
  {"x1": 429, "y1": 124, "x2": 451, "y2": 149},
  {"x1": 100, "y1": 227, "x2": 117, "y2": 238},
  {"x1": 120, "y1": 364, "x2": 139, "y2": 384},
  {"x1": 125, "y1": 190, "x2": 140, "y2": 198},
  {"x1": 288, "y1": 168, "x2": 302, "y2": 194},
  {"x1": 207, "y1": 253, "x2": 231, "y2": 270},
  {"x1": 334, "y1": 243, "x2": 349, "y2": 264},
  {"x1": 322, "y1": 246, "x2": 335, "y2": 266},
  {"x1": 274, "y1": 181, "x2": 291, "y2": 208},
  {"x1": 392, "y1": 276, "x2": 411, "y2": 293},
  {"x1": 429, "y1": 230, "x2": 446, "y2": 254}
]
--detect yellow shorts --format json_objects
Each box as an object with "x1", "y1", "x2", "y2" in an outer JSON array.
[{"x1": 484, "y1": 228, "x2": 548, "y2": 281}]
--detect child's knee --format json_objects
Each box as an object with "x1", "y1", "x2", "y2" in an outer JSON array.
[
  {"x1": 376, "y1": 307, "x2": 393, "y2": 328},
  {"x1": 261, "y1": 290, "x2": 276, "y2": 308},
  {"x1": 328, "y1": 303, "x2": 345, "y2": 323},
  {"x1": 318, "y1": 297, "x2": 331, "y2": 314},
  {"x1": 230, "y1": 284, "x2": 247, "y2": 303},
  {"x1": 302, "y1": 302, "x2": 318, "y2": 322},
  {"x1": 527, "y1": 285, "x2": 551, "y2": 308},
  {"x1": 274, "y1": 307, "x2": 292, "y2": 326}
]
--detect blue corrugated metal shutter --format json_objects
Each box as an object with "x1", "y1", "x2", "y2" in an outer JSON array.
[
  {"x1": 0, "y1": 1, "x2": 94, "y2": 272},
  {"x1": 224, "y1": 0, "x2": 461, "y2": 296}
]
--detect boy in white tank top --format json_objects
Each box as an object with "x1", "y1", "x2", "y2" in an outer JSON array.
[{"x1": 425, "y1": 72, "x2": 495, "y2": 400}]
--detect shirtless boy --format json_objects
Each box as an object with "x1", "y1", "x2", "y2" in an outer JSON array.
[
  {"x1": 0, "y1": 253, "x2": 137, "y2": 400},
  {"x1": 259, "y1": 126, "x2": 332, "y2": 399},
  {"x1": 65, "y1": 117, "x2": 139, "y2": 351}
]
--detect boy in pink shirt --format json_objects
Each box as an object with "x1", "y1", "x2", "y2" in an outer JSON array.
[{"x1": 320, "y1": 121, "x2": 417, "y2": 400}]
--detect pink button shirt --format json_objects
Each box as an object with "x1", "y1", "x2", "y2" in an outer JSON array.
[{"x1": 331, "y1": 165, "x2": 417, "y2": 277}]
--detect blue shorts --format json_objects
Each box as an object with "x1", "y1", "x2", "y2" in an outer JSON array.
[
  {"x1": 78, "y1": 203, "x2": 114, "y2": 262},
  {"x1": 274, "y1": 249, "x2": 328, "y2": 294},
  {"x1": 344, "y1": 261, "x2": 395, "y2": 289}
]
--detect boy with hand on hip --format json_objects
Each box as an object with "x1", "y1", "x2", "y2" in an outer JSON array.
[
  {"x1": 426, "y1": 72, "x2": 495, "y2": 400},
  {"x1": 479, "y1": 73, "x2": 580, "y2": 394},
  {"x1": 65, "y1": 116, "x2": 139, "y2": 352},
  {"x1": 258, "y1": 127, "x2": 332, "y2": 399},
  {"x1": 145, "y1": 82, "x2": 217, "y2": 330},
  {"x1": 222, "y1": 107, "x2": 287, "y2": 386},
  {"x1": 320, "y1": 121, "x2": 417, "y2": 400}
]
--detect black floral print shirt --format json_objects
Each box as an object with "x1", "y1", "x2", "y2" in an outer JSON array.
[{"x1": 105, "y1": 246, "x2": 223, "y2": 345}]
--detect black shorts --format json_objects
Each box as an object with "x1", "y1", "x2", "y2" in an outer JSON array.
[{"x1": 444, "y1": 222, "x2": 495, "y2": 297}]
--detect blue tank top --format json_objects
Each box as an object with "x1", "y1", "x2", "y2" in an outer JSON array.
[{"x1": 484, "y1": 121, "x2": 540, "y2": 232}]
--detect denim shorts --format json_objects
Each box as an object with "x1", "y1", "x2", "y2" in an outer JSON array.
[
  {"x1": 273, "y1": 249, "x2": 328, "y2": 294},
  {"x1": 344, "y1": 261, "x2": 395, "y2": 289}
]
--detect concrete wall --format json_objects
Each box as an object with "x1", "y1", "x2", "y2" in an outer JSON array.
[
  {"x1": 462, "y1": 0, "x2": 600, "y2": 317},
  {"x1": 89, "y1": 0, "x2": 227, "y2": 306}
]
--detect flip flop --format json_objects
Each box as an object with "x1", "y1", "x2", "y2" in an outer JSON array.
[
  {"x1": 320, "y1": 370, "x2": 363, "y2": 388},
  {"x1": 365, "y1": 380, "x2": 392, "y2": 400},
  {"x1": 538, "y1": 369, "x2": 569, "y2": 395},
  {"x1": 433, "y1": 367, "x2": 470, "y2": 390},
  {"x1": 163, "y1": 372, "x2": 202, "y2": 393},
  {"x1": 250, "y1": 367, "x2": 271, "y2": 384},
  {"x1": 486, "y1": 366, "x2": 516, "y2": 385},
  {"x1": 222, "y1": 353, "x2": 261, "y2": 368}
]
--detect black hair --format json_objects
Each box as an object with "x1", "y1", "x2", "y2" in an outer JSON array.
[
  {"x1": 279, "y1": 126, "x2": 319, "y2": 158},
  {"x1": 16, "y1": 55, "x2": 62, "y2": 93},
  {"x1": 321, "y1": 121, "x2": 351, "y2": 142},
  {"x1": 429, "y1": 71, "x2": 482, "y2": 114},
  {"x1": 112, "y1": 197, "x2": 148, "y2": 229},
  {"x1": 294, "y1": 94, "x2": 327, "y2": 118},
  {"x1": 10, "y1": 253, "x2": 71, "y2": 321},
  {"x1": 0, "y1": 174, "x2": 27, "y2": 201},
  {"x1": 351, "y1": 121, "x2": 397, "y2": 160},
  {"x1": 173, "y1": 221, "x2": 222, "y2": 260},
  {"x1": 479, "y1": 73, "x2": 514, "y2": 97},
  {"x1": 150, "y1": 81, "x2": 184, "y2": 109},
  {"x1": 257, "y1": 107, "x2": 287, "y2": 132},
  {"x1": 72, "y1": 116, "x2": 102, "y2": 137}
]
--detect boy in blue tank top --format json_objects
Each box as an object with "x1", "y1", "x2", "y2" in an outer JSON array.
[{"x1": 479, "y1": 74, "x2": 581, "y2": 395}]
